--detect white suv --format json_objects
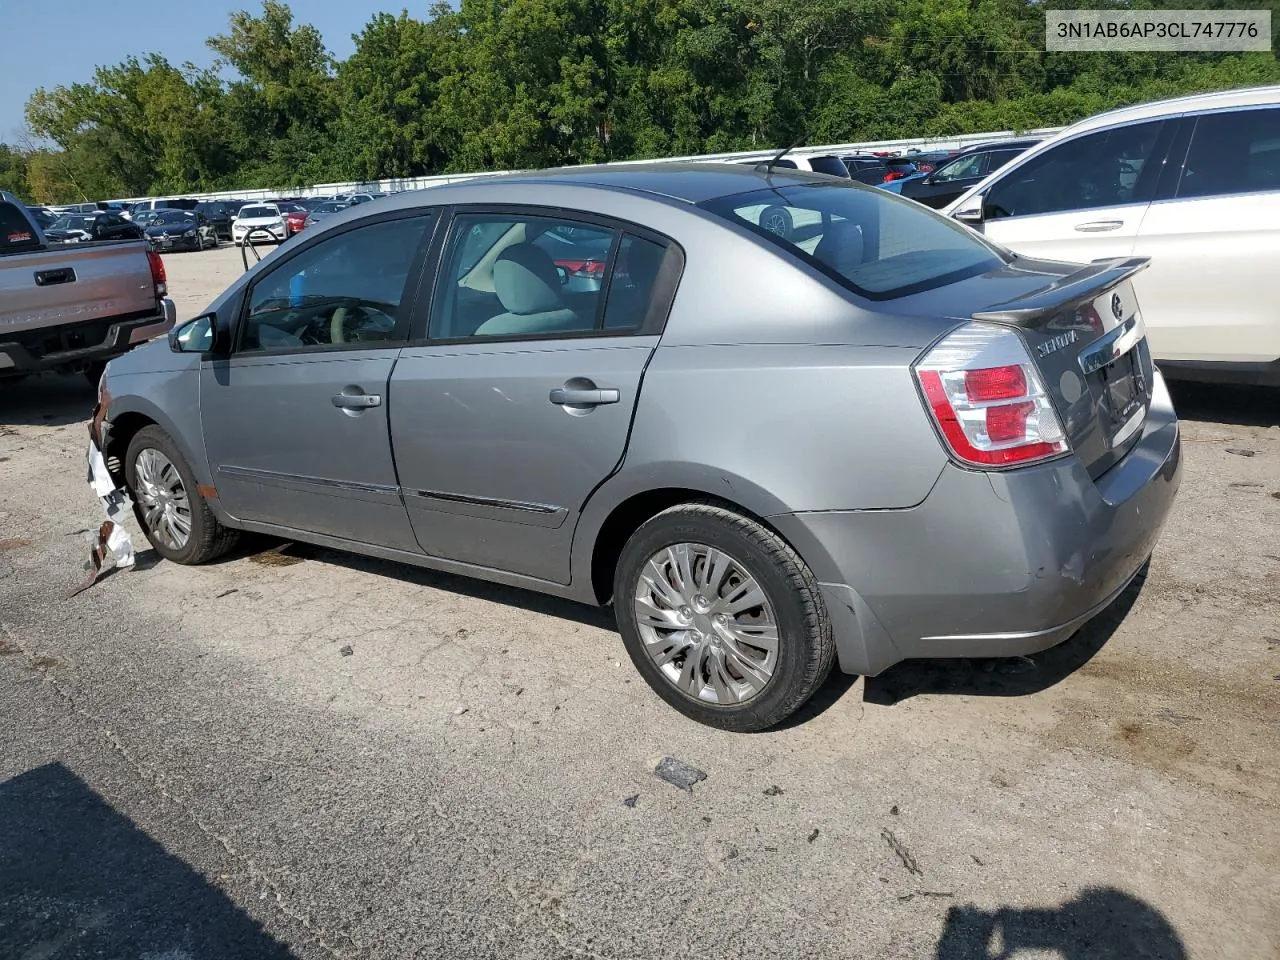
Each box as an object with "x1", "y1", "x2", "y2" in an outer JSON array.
[{"x1": 944, "y1": 86, "x2": 1280, "y2": 386}]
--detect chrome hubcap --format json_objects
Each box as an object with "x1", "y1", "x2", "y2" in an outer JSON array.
[
  {"x1": 633, "y1": 542, "x2": 779, "y2": 704},
  {"x1": 134, "y1": 448, "x2": 191, "y2": 550}
]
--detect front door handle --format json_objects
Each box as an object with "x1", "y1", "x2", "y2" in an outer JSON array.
[
  {"x1": 331, "y1": 393, "x2": 381, "y2": 409},
  {"x1": 549, "y1": 387, "x2": 620, "y2": 406},
  {"x1": 1074, "y1": 220, "x2": 1123, "y2": 233}
]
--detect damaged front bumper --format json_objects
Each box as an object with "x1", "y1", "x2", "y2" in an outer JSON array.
[{"x1": 74, "y1": 387, "x2": 137, "y2": 595}]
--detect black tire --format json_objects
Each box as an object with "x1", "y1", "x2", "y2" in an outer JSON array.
[
  {"x1": 759, "y1": 205, "x2": 794, "y2": 241},
  {"x1": 613, "y1": 502, "x2": 834, "y2": 731},
  {"x1": 124, "y1": 425, "x2": 238, "y2": 565}
]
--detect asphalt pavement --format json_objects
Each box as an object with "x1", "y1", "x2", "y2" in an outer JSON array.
[{"x1": 0, "y1": 245, "x2": 1277, "y2": 959}]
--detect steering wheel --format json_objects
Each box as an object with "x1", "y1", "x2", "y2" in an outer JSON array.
[
  {"x1": 330, "y1": 301, "x2": 397, "y2": 344},
  {"x1": 330, "y1": 306, "x2": 351, "y2": 344}
]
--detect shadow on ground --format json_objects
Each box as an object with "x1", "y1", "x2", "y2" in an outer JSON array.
[
  {"x1": 1167, "y1": 380, "x2": 1278, "y2": 428},
  {"x1": 0, "y1": 762, "x2": 296, "y2": 959},
  {"x1": 0, "y1": 373, "x2": 94, "y2": 427},
  {"x1": 934, "y1": 887, "x2": 1187, "y2": 959},
  {"x1": 864, "y1": 566, "x2": 1146, "y2": 705},
  {"x1": 255, "y1": 539, "x2": 620, "y2": 631}
]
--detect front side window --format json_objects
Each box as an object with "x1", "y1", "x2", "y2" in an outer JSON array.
[
  {"x1": 239, "y1": 215, "x2": 433, "y2": 353},
  {"x1": 702, "y1": 182, "x2": 1002, "y2": 299},
  {"x1": 983, "y1": 120, "x2": 1165, "y2": 219},
  {"x1": 1178, "y1": 108, "x2": 1280, "y2": 199},
  {"x1": 428, "y1": 213, "x2": 620, "y2": 339},
  {"x1": 930, "y1": 152, "x2": 985, "y2": 182}
]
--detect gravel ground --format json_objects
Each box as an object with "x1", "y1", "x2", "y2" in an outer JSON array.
[{"x1": 1, "y1": 243, "x2": 1277, "y2": 959}]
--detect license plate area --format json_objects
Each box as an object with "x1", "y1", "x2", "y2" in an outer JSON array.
[{"x1": 1097, "y1": 347, "x2": 1149, "y2": 449}]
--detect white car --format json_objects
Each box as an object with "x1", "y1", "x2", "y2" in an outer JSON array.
[
  {"x1": 944, "y1": 85, "x2": 1280, "y2": 386},
  {"x1": 232, "y1": 203, "x2": 287, "y2": 246}
]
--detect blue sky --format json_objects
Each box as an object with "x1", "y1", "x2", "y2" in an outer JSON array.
[{"x1": 3, "y1": 1, "x2": 383, "y2": 141}]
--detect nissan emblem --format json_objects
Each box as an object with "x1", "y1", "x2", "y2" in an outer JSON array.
[{"x1": 1111, "y1": 293, "x2": 1124, "y2": 320}]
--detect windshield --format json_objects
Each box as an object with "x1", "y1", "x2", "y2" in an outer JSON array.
[
  {"x1": 701, "y1": 182, "x2": 1004, "y2": 299},
  {"x1": 147, "y1": 211, "x2": 194, "y2": 225},
  {"x1": 239, "y1": 206, "x2": 278, "y2": 219}
]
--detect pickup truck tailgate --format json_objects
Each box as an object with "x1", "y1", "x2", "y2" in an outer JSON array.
[{"x1": 0, "y1": 241, "x2": 157, "y2": 336}]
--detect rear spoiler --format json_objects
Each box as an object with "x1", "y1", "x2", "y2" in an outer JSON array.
[{"x1": 972, "y1": 257, "x2": 1150, "y2": 326}]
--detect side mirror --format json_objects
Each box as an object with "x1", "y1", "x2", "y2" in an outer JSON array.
[
  {"x1": 953, "y1": 198, "x2": 985, "y2": 226},
  {"x1": 168, "y1": 314, "x2": 225, "y2": 355}
]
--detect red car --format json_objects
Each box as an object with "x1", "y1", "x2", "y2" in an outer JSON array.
[{"x1": 278, "y1": 203, "x2": 309, "y2": 234}]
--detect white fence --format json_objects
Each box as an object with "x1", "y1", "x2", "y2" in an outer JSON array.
[{"x1": 116, "y1": 127, "x2": 1065, "y2": 204}]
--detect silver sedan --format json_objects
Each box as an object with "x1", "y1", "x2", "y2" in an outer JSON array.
[{"x1": 95, "y1": 164, "x2": 1181, "y2": 730}]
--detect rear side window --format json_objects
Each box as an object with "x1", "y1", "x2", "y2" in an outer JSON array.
[
  {"x1": 1177, "y1": 108, "x2": 1280, "y2": 199},
  {"x1": 0, "y1": 203, "x2": 40, "y2": 253},
  {"x1": 429, "y1": 213, "x2": 616, "y2": 339},
  {"x1": 702, "y1": 182, "x2": 1002, "y2": 299}
]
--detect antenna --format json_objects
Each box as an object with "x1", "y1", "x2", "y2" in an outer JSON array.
[{"x1": 756, "y1": 133, "x2": 808, "y2": 174}]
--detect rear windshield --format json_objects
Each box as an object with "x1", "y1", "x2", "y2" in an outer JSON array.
[
  {"x1": 701, "y1": 182, "x2": 1003, "y2": 299},
  {"x1": 0, "y1": 203, "x2": 41, "y2": 253}
]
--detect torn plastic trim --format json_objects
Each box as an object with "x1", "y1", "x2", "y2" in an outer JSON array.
[{"x1": 74, "y1": 393, "x2": 137, "y2": 596}]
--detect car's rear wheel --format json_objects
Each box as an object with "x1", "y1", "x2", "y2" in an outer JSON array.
[
  {"x1": 124, "y1": 425, "x2": 238, "y2": 565},
  {"x1": 613, "y1": 502, "x2": 834, "y2": 731}
]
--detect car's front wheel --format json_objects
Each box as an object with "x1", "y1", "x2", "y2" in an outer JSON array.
[
  {"x1": 613, "y1": 502, "x2": 835, "y2": 731},
  {"x1": 124, "y1": 425, "x2": 238, "y2": 565}
]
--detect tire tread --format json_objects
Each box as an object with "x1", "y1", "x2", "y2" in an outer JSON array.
[{"x1": 615, "y1": 499, "x2": 835, "y2": 731}]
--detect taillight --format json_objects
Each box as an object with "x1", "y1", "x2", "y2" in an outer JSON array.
[
  {"x1": 915, "y1": 323, "x2": 1068, "y2": 468},
  {"x1": 146, "y1": 249, "x2": 167, "y2": 298}
]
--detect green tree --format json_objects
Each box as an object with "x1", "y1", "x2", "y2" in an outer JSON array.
[{"x1": 0, "y1": 144, "x2": 31, "y2": 199}]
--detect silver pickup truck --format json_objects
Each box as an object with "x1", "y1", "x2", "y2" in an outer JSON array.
[{"x1": 1, "y1": 190, "x2": 175, "y2": 383}]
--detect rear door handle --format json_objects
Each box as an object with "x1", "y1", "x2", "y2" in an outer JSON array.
[
  {"x1": 549, "y1": 387, "x2": 620, "y2": 406},
  {"x1": 331, "y1": 393, "x2": 381, "y2": 409},
  {"x1": 1073, "y1": 220, "x2": 1123, "y2": 233}
]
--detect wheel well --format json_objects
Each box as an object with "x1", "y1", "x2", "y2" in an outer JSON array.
[
  {"x1": 103, "y1": 412, "x2": 156, "y2": 485},
  {"x1": 590, "y1": 488, "x2": 769, "y2": 605}
]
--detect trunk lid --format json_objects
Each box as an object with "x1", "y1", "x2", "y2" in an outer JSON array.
[{"x1": 970, "y1": 256, "x2": 1155, "y2": 478}]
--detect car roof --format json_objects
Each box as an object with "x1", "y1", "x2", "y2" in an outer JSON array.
[
  {"x1": 402, "y1": 162, "x2": 835, "y2": 205},
  {"x1": 955, "y1": 137, "x2": 1042, "y2": 154},
  {"x1": 1067, "y1": 84, "x2": 1280, "y2": 134}
]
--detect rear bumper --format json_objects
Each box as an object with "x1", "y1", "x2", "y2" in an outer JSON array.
[
  {"x1": 0, "y1": 301, "x2": 175, "y2": 374},
  {"x1": 771, "y1": 371, "x2": 1183, "y2": 675}
]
